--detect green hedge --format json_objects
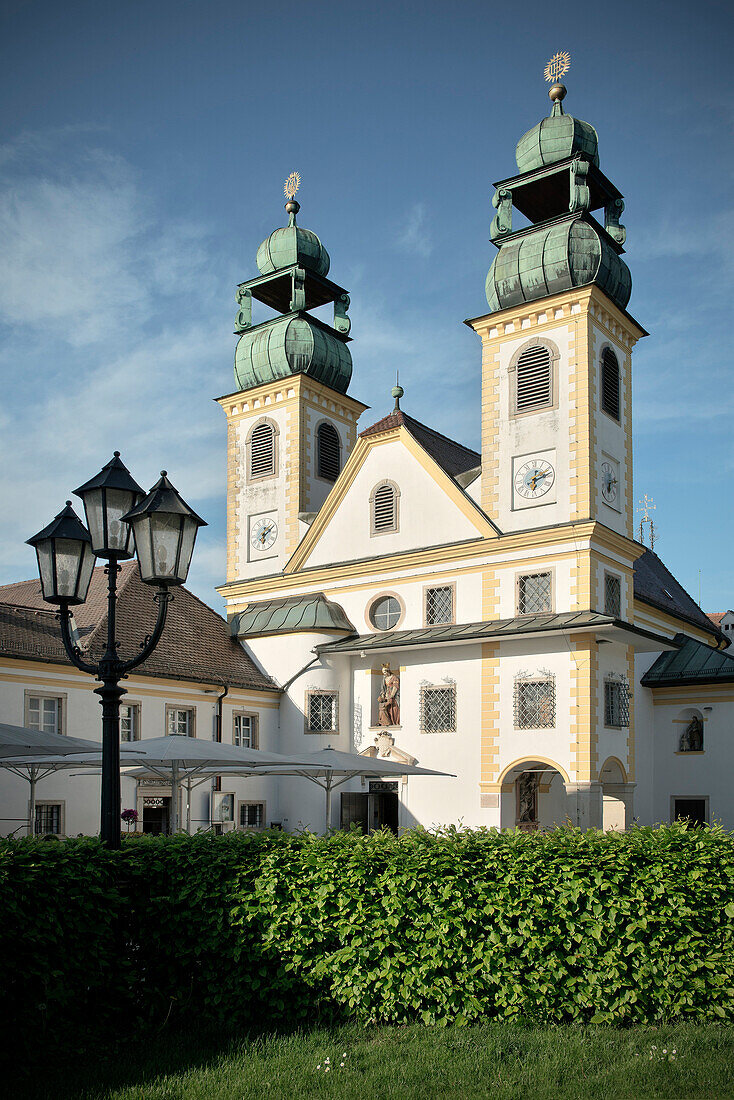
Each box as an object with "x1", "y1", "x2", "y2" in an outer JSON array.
[{"x1": 1, "y1": 825, "x2": 734, "y2": 1050}]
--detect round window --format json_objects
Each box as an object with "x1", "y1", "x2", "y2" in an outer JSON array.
[{"x1": 369, "y1": 595, "x2": 401, "y2": 630}]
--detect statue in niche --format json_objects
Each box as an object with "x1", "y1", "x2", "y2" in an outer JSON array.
[
  {"x1": 680, "y1": 715, "x2": 704, "y2": 752},
  {"x1": 517, "y1": 771, "x2": 538, "y2": 824},
  {"x1": 377, "y1": 663, "x2": 400, "y2": 727}
]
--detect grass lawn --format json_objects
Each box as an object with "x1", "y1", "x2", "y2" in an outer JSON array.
[{"x1": 14, "y1": 1021, "x2": 734, "y2": 1099}]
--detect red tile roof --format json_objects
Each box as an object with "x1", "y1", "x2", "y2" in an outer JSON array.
[
  {"x1": 360, "y1": 408, "x2": 480, "y2": 479},
  {"x1": 0, "y1": 563, "x2": 277, "y2": 693}
]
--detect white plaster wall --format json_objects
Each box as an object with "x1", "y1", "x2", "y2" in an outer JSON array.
[
  {"x1": 302, "y1": 410, "x2": 349, "y2": 515},
  {"x1": 595, "y1": 640, "x2": 632, "y2": 783},
  {"x1": 493, "y1": 320, "x2": 574, "y2": 533},
  {"x1": 590, "y1": 321, "x2": 629, "y2": 539},
  {"x1": 651, "y1": 696, "x2": 734, "y2": 828},
  {"x1": 633, "y1": 653, "x2": 659, "y2": 824},
  {"x1": 495, "y1": 554, "x2": 575, "y2": 619},
  {"x1": 305, "y1": 437, "x2": 482, "y2": 568},
  {"x1": 322, "y1": 569, "x2": 484, "y2": 635},
  {"x1": 232, "y1": 403, "x2": 289, "y2": 579}
]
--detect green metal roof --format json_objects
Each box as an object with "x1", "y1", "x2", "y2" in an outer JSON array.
[
  {"x1": 516, "y1": 102, "x2": 599, "y2": 174},
  {"x1": 234, "y1": 313, "x2": 353, "y2": 394},
  {"x1": 231, "y1": 593, "x2": 356, "y2": 638},
  {"x1": 485, "y1": 215, "x2": 631, "y2": 313},
  {"x1": 317, "y1": 611, "x2": 667, "y2": 655},
  {"x1": 641, "y1": 634, "x2": 734, "y2": 687},
  {"x1": 256, "y1": 224, "x2": 330, "y2": 279}
]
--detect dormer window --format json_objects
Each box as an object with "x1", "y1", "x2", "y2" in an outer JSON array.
[
  {"x1": 370, "y1": 480, "x2": 399, "y2": 535},
  {"x1": 601, "y1": 347, "x2": 621, "y2": 421},
  {"x1": 317, "y1": 422, "x2": 341, "y2": 482},
  {"x1": 249, "y1": 420, "x2": 277, "y2": 480}
]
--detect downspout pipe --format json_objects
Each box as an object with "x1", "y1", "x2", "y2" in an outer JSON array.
[{"x1": 212, "y1": 683, "x2": 229, "y2": 824}]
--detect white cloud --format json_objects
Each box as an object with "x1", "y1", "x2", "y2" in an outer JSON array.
[{"x1": 394, "y1": 201, "x2": 433, "y2": 259}]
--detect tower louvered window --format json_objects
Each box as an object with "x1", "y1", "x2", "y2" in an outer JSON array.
[
  {"x1": 372, "y1": 483, "x2": 398, "y2": 533},
  {"x1": 515, "y1": 345, "x2": 552, "y2": 413},
  {"x1": 250, "y1": 422, "x2": 275, "y2": 479},
  {"x1": 317, "y1": 422, "x2": 341, "y2": 481},
  {"x1": 601, "y1": 348, "x2": 621, "y2": 420}
]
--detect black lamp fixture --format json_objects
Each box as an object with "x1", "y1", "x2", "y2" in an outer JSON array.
[{"x1": 27, "y1": 453, "x2": 206, "y2": 847}]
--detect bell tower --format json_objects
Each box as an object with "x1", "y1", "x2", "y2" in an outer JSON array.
[
  {"x1": 467, "y1": 59, "x2": 645, "y2": 541},
  {"x1": 217, "y1": 176, "x2": 367, "y2": 585}
]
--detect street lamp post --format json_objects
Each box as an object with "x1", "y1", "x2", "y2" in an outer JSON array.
[{"x1": 27, "y1": 454, "x2": 206, "y2": 847}]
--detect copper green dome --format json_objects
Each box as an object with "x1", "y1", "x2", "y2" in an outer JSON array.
[
  {"x1": 515, "y1": 100, "x2": 599, "y2": 174},
  {"x1": 485, "y1": 218, "x2": 631, "y2": 313},
  {"x1": 255, "y1": 200, "x2": 330, "y2": 278},
  {"x1": 235, "y1": 314, "x2": 352, "y2": 393}
]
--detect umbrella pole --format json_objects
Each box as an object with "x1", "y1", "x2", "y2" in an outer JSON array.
[
  {"x1": 186, "y1": 778, "x2": 192, "y2": 834},
  {"x1": 170, "y1": 762, "x2": 180, "y2": 835},
  {"x1": 28, "y1": 766, "x2": 37, "y2": 837},
  {"x1": 325, "y1": 773, "x2": 332, "y2": 834}
]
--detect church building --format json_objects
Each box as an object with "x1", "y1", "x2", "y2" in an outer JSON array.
[{"x1": 215, "y1": 70, "x2": 734, "y2": 834}]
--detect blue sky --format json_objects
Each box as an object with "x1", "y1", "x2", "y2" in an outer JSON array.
[{"x1": 1, "y1": 0, "x2": 732, "y2": 614}]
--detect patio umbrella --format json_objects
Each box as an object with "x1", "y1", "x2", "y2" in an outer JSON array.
[
  {"x1": 0, "y1": 723, "x2": 137, "y2": 836},
  {"x1": 211, "y1": 745, "x2": 453, "y2": 832}
]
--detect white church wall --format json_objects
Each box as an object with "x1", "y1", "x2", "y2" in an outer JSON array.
[
  {"x1": 651, "y1": 696, "x2": 734, "y2": 828},
  {"x1": 231, "y1": 402, "x2": 289, "y2": 578},
  {"x1": 589, "y1": 321, "x2": 629, "y2": 540}
]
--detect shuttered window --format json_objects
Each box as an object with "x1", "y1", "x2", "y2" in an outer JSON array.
[
  {"x1": 601, "y1": 347, "x2": 620, "y2": 420},
  {"x1": 372, "y1": 483, "x2": 398, "y2": 533},
  {"x1": 515, "y1": 345, "x2": 552, "y2": 413},
  {"x1": 249, "y1": 422, "x2": 275, "y2": 479},
  {"x1": 317, "y1": 423, "x2": 341, "y2": 481}
]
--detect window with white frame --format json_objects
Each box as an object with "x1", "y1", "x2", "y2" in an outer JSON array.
[
  {"x1": 514, "y1": 676, "x2": 555, "y2": 729},
  {"x1": 120, "y1": 703, "x2": 140, "y2": 741},
  {"x1": 239, "y1": 801, "x2": 265, "y2": 830},
  {"x1": 425, "y1": 585, "x2": 454, "y2": 626},
  {"x1": 371, "y1": 482, "x2": 399, "y2": 534},
  {"x1": 601, "y1": 347, "x2": 621, "y2": 421},
  {"x1": 517, "y1": 572, "x2": 552, "y2": 615},
  {"x1": 317, "y1": 422, "x2": 341, "y2": 481},
  {"x1": 306, "y1": 691, "x2": 338, "y2": 734},
  {"x1": 419, "y1": 683, "x2": 456, "y2": 733},
  {"x1": 249, "y1": 421, "x2": 276, "y2": 479},
  {"x1": 604, "y1": 679, "x2": 630, "y2": 728},
  {"x1": 35, "y1": 802, "x2": 63, "y2": 836},
  {"x1": 515, "y1": 344, "x2": 553, "y2": 413},
  {"x1": 604, "y1": 573, "x2": 621, "y2": 618},
  {"x1": 26, "y1": 695, "x2": 63, "y2": 735},
  {"x1": 167, "y1": 707, "x2": 194, "y2": 737},
  {"x1": 233, "y1": 713, "x2": 259, "y2": 749}
]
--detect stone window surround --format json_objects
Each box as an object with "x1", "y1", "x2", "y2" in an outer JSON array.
[
  {"x1": 422, "y1": 581, "x2": 456, "y2": 627},
  {"x1": 599, "y1": 342, "x2": 622, "y2": 424},
  {"x1": 508, "y1": 336, "x2": 560, "y2": 421},
  {"x1": 165, "y1": 703, "x2": 196, "y2": 738},
  {"x1": 603, "y1": 570, "x2": 622, "y2": 618},
  {"x1": 304, "y1": 689, "x2": 339, "y2": 735},
  {"x1": 35, "y1": 799, "x2": 66, "y2": 836},
  {"x1": 514, "y1": 566, "x2": 555, "y2": 617},
  {"x1": 313, "y1": 417, "x2": 343, "y2": 485},
  {"x1": 24, "y1": 690, "x2": 67, "y2": 736},
  {"x1": 670, "y1": 795, "x2": 709, "y2": 825},
  {"x1": 246, "y1": 416, "x2": 280, "y2": 484},
  {"x1": 120, "y1": 699, "x2": 142, "y2": 741},
  {"x1": 365, "y1": 590, "x2": 406, "y2": 633},
  {"x1": 238, "y1": 799, "x2": 267, "y2": 830},
  {"x1": 369, "y1": 479, "x2": 400, "y2": 536}
]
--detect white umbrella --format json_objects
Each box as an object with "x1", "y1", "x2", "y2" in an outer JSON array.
[{"x1": 210, "y1": 745, "x2": 453, "y2": 832}]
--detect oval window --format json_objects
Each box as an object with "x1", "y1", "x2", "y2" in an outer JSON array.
[{"x1": 369, "y1": 595, "x2": 402, "y2": 630}]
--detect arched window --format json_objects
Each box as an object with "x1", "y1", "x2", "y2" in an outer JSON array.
[
  {"x1": 601, "y1": 347, "x2": 621, "y2": 421},
  {"x1": 249, "y1": 421, "x2": 276, "y2": 480},
  {"x1": 370, "y1": 481, "x2": 399, "y2": 535},
  {"x1": 317, "y1": 422, "x2": 341, "y2": 482},
  {"x1": 515, "y1": 344, "x2": 553, "y2": 413}
]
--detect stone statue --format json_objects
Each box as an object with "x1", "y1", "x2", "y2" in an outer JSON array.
[
  {"x1": 378, "y1": 663, "x2": 400, "y2": 727},
  {"x1": 517, "y1": 772, "x2": 538, "y2": 824},
  {"x1": 680, "y1": 715, "x2": 703, "y2": 752}
]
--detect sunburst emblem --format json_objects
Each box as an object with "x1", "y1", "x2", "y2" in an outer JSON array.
[
  {"x1": 544, "y1": 52, "x2": 571, "y2": 83},
  {"x1": 284, "y1": 172, "x2": 301, "y2": 201}
]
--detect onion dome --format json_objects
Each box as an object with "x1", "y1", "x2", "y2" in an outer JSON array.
[
  {"x1": 485, "y1": 218, "x2": 631, "y2": 314},
  {"x1": 515, "y1": 86, "x2": 599, "y2": 174},
  {"x1": 255, "y1": 199, "x2": 330, "y2": 278},
  {"x1": 235, "y1": 314, "x2": 352, "y2": 394}
]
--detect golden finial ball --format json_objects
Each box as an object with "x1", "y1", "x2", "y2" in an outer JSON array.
[{"x1": 548, "y1": 83, "x2": 567, "y2": 103}]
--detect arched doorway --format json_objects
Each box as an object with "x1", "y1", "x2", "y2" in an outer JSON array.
[
  {"x1": 498, "y1": 758, "x2": 570, "y2": 831},
  {"x1": 599, "y1": 757, "x2": 633, "y2": 831}
]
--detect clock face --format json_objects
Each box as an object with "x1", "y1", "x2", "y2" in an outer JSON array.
[
  {"x1": 601, "y1": 462, "x2": 618, "y2": 504},
  {"x1": 514, "y1": 458, "x2": 555, "y2": 500},
  {"x1": 250, "y1": 517, "x2": 278, "y2": 552}
]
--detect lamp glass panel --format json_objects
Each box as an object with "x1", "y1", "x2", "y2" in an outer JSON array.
[
  {"x1": 104, "y1": 488, "x2": 137, "y2": 556},
  {"x1": 81, "y1": 487, "x2": 105, "y2": 552},
  {"x1": 77, "y1": 541, "x2": 95, "y2": 603},
  {"x1": 175, "y1": 517, "x2": 197, "y2": 583},
  {"x1": 131, "y1": 515, "x2": 154, "y2": 581},
  {"x1": 36, "y1": 540, "x2": 55, "y2": 600},
  {"x1": 53, "y1": 538, "x2": 87, "y2": 600},
  {"x1": 150, "y1": 514, "x2": 182, "y2": 582}
]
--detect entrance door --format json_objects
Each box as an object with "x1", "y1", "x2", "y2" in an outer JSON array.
[
  {"x1": 341, "y1": 792, "x2": 368, "y2": 832},
  {"x1": 143, "y1": 798, "x2": 170, "y2": 835},
  {"x1": 369, "y1": 781, "x2": 399, "y2": 835}
]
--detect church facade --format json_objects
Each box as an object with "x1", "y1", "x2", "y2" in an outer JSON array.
[{"x1": 216, "y1": 76, "x2": 734, "y2": 834}]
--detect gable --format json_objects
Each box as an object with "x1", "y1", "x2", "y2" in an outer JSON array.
[{"x1": 288, "y1": 427, "x2": 495, "y2": 572}]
